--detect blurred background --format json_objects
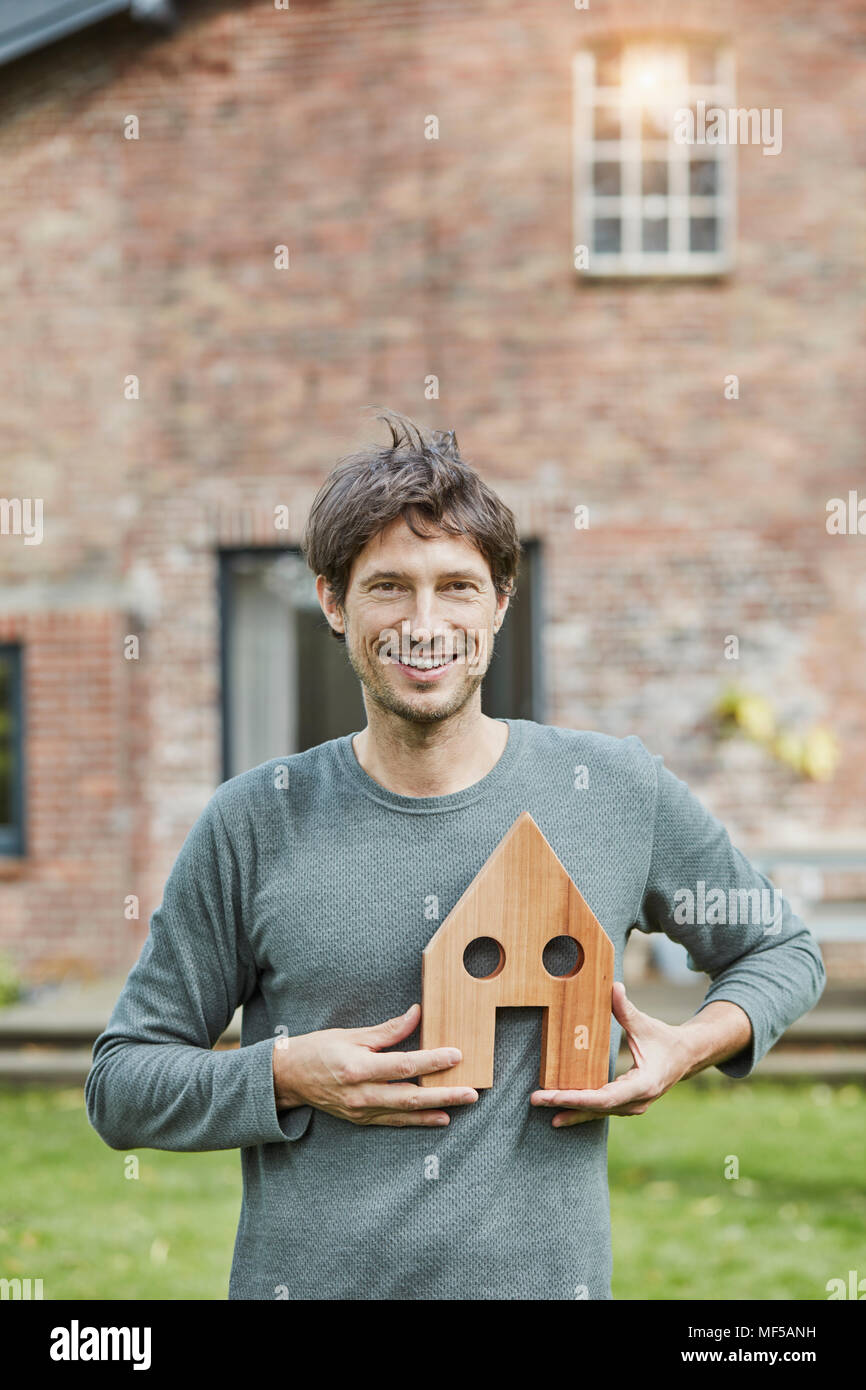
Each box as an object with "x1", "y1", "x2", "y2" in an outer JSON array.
[{"x1": 0, "y1": 0, "x2": 863, "y2": 1300}]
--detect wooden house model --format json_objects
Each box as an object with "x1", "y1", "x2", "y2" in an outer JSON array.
[{"x1": 419, "y1": 812, "x2": 614, "y2": 1090}]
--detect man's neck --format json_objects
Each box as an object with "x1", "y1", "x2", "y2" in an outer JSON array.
[{"x1": 351, "y1": 705, "x2": 510, "y2": 798}]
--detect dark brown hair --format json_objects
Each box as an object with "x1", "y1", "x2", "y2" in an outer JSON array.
[{"x1": 302, "y1": 409, "x2": 522, "y2": 642}]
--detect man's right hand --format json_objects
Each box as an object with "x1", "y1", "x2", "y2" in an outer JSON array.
[{"x1": 271, "y1": 1002, "x2": 478, "y2": 1127}]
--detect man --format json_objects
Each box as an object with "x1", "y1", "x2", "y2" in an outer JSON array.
[{"x1": 86, "y1": 410, "x2": 826, "y2": 1300}]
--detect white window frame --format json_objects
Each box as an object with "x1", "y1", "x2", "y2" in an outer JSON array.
[{"x1": 573, "y1": 40, "x2": 736, "y2": 277}]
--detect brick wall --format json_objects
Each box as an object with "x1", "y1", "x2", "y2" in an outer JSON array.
[
  {"x1": 0, "y1": 0, "x2": 863, "y2": 982},
  {"x1": 0, "y1": 610, "x2": 130, "y2": 980}
]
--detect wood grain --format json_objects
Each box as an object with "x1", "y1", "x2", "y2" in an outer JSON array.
[{"x1": 418, "y1": 812, "x2": 614, "y2": 1090}]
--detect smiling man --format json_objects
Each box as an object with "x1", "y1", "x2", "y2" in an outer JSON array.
[{"x1": 86, "y1": 410, "x2": 826, "y2": 1301}]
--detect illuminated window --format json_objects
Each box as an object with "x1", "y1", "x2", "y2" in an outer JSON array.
[{"x1": 573, "y1": 41, "x2": 735, "y2": 276}]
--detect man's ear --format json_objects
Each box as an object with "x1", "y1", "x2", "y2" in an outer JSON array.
[
  {"x1": 315, "y1": 575, "x2": 345, "y2": 635},
  {"x1": 493, "y1": 590, "x2": 510, "y2": 633}
]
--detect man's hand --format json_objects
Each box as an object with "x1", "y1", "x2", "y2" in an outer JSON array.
[
  {"x1": 530, "y1": 982, "x2": 697, "y2": 1127},
  {"x1": 272, "y1": 1002, "x2": 478, "y2": 1127}
]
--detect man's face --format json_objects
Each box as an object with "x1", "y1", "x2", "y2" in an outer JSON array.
[{"x1": 316, "y1": 516, "x2": 510, "y2": 725}]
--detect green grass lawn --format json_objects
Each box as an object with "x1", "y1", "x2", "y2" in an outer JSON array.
[
  {"x1": 0, "y1": 1078, "x2": 862, "y2": 1300},
  {"x1": 609, "y1": 1075, "x2": 865, "y2": 1300}
]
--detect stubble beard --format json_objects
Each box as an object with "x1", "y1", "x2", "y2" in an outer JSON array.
[{"x1": 343, "y1": 624, "x2": 490, "y2": 726}]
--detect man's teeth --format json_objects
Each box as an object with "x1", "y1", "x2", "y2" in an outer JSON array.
[{"x1": 403, "y1": 655, "x2": 454, "y2": 669}]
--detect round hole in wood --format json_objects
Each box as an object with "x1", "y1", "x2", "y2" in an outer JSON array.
[
  {"x1": 462, "y1": 936, "x2": 506, "y2": 980},
  {"x1": 542, "y1": 935, "x2": 584, "y2": 979}
]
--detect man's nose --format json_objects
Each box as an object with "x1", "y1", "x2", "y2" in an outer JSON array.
[{"x1": 407, "y1": 592, "x2": 440, "y2": 640}]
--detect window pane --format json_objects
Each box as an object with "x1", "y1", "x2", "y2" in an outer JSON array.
[
  {"x1": 594, "y1": 45, "x2": 621, "y2": 88},
  {"x1": 0, "y1": 646, "x2": 22, "y2": 854},
  {"x1": 593, "y1": 217, "x2": 621, "y2": 253},
  {"x1": 641, "y1": 106, "x2": 670, "y2": 141},
  {"x1": 689, "y1": 158, "x2": 718, "y2": 196},
  {"x1": 642, "y1": 160, "x2": 668, "y2": 196},
  {"x1": 295, "y1": 608, "x2": 368, "y2": 754},
  {"x1": 221, "y1": 551, "x2": 365, "y2": 775},
  {"x1": 592, "y1": 161, "x2": 621, "y2": 196},
  {"x1": 0, "y1": 657, "x2": 12, "y2": 826},
  {"x1": 690, "y1": 216, "x2": 718, "y2": 252},
  {"x1": 481, "y1": 542, "x2": 540, "y2": 722},
  {"x1": 688, "y1": 47, "x2": 718, "y2": 85},
  {"x1": 642, "y1": 218, "x2": 669, "y2": 253},
  {"x1": 593, "y1": 106, "x2": 621, "y2": 141},
  {"x1": 578, "y1": 41, "x2": 732, "y2": 274}
]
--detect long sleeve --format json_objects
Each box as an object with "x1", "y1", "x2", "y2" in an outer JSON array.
[
  {"x1": 632, "y1": 750, "x2": 827, "y2": 1078},
  {"x1": 85, "y1": 793, "x2": 311, "y2": 1151}
]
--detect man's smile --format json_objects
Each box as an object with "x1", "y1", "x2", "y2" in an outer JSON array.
[{"x1": 392, "y1": 652, "x2": 459, "y2": 682}]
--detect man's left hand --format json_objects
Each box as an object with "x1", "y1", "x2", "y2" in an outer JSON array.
[{"x1": 530, "y1": 981, "x2": 691, "y2": 1127}]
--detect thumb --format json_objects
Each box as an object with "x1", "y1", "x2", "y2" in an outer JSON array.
[
  {"x1": 611, "y1": 981, "x2": 642, "y2": 1031},
  {"x1": 352, "y1": 1003, "x2": 420, "y2": 1050}
]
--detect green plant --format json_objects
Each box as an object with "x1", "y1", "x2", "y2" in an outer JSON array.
[
  {"x1": 0, "y1": 953, "x2": 23, "y2": 1007},
  {"x1": 715, "y1": 685, "x2": 840, "y2": 782}
]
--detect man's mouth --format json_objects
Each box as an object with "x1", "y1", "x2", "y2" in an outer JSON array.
[{"x1": 393, "y1": 652, "x2": 459, "y2": 682}]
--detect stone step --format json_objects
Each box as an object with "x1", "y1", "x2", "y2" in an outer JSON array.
[
  {"x1": 0, "y1": 1014, "x2": 242, "y2": 1046},
  {"x1": 0, "y1": 1001, "x2": 861, "y2": 1046}
]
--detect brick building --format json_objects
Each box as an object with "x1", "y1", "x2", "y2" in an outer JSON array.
[{"x1": 0, "y1": 0, "x2": 863, "y2": 987}]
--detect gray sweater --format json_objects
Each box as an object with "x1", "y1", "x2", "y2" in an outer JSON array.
[{"x1": 85, "y1": 719, "x2": 826, "y2": 1300}]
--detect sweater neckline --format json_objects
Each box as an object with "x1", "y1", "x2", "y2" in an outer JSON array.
[{"x1": 335, "y1": 717, "x2": 526, "y2": 814}]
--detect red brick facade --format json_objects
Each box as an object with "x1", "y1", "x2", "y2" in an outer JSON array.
[{"x1": 0, "y1": 0, "x2": 863, "y2": 983}]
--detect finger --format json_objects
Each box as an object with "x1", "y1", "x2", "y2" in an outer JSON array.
[
  {"x1": 532, "y1": 1070, "x2": 650, "y2": 1110},
  {"x1": 360, "y1": 1083, "x2": 478, "y2": 1112},
  {"x1": 552, "y1": 1111, "x2": 599, "y2": 1127},
  {"x1": 612, "y1": 980, "x2": 648, "y2": 1033},
  {"x1": 612, "y1": 983, "x2": 650, "y2": 1064},
  {"x1": 373, "y1": 1110, "x2": 454, "y2": 1127},
  {"x1": 359, "y1": 1046, "x2": 464, "y2": 1083},
  {"x1": 348, "y1": 1004, "x2": 421, "y2": 1049},
  {"x1": 552, "y1": 1102, "x2": 650, "y2": 1127}
]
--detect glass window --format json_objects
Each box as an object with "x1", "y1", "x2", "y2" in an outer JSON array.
[
  {"x1": 592, "y1": 106, "x2": 621, "y2": 141},
  {"x1": 574, "y1": 40, "x2": 734, "y2": 276},
  {"x1": 592, "y1": 161, "x2": 621, "y2": 196},
  {"x1": 481, "y1": 540, "x2": 541, "y2": 723},
  {"x1": 642, "y1": 216, "x2": 668, "y2": 253},
  {"x1": 0, "y1": 646, "x2": 24, "y2": 856},
  {"x1": 593, "y1": 216, "x2": 621, "y2": 254},
  {"x1": 690, "y1": 216, "x2": 718, "y2": 252}
]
